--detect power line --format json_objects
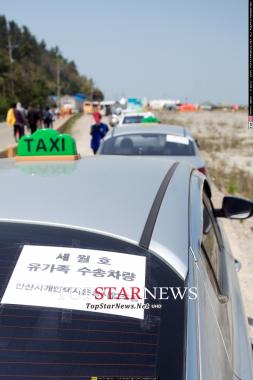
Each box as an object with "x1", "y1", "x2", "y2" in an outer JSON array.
[{"x1": 57, "y1": 60, "x2": 61, "y2": 107}]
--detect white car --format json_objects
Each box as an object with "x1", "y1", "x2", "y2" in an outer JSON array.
[
  {"x1": 99, "y1": 123, "x2": 208, "y2": 175},
  {"x1": 110, "y1": 111, "x2": 156, "y2": 127}
]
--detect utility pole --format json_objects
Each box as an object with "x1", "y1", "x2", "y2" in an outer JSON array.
[
  {"x1": 56, "y1": 61, "x2": 61, "y2": 109},
  {"x1": 7, "y1": 35, "x2": 15, "y2": 64},
  {"x1": 7, "y1": 23, "x2": 18, "y2": 96}
]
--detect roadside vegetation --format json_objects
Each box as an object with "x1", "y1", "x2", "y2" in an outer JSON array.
[
  {"x1": 208, "y1": 163, "x2": 253, "y2": 199},
  {"x1": 58, "y1": 113, "x2": 82, "y2": 134},
  {"x1": 0, "y1": 15, "x2": 103, "y2": 119}
]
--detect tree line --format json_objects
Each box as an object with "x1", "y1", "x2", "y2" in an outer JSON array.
[{"x1": 0, "y1": 15, "x2": 104, "y2": 119}]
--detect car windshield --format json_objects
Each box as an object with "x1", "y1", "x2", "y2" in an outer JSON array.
[
  {"x1": 122, "y1": 115, "x2": 144, "y2": 124},
  {"x1": 0, "y1": 222, "x2": 185, "y2": 379},
  {"x1": 100, "y1": 133, "x2": 195, "y2": 156}
]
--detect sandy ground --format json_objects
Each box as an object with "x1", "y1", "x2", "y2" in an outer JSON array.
[{"x1": 158, "y1": 110, "x2": 253, "y2": 174}]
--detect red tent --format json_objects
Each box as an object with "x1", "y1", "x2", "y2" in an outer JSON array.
[{"x1": 178, "y1": 103, "x2": 197, "y2": 112}]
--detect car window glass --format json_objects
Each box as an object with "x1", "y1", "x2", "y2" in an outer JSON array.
[
  {"x1": 0, "y1": 222, "x2": 185, "y2": 379},
  {"x1": 122, "y1": 115, "x2": 144, "y2": 123},
  {"x1": 101, "y1": 134, "x2": 195, "y2": 156},
  {"x1": 201, "y1": 200, "x2": 221, "y2": 290}
]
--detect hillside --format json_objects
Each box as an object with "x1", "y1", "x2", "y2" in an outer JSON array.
[{"x1": 0, "y1": 15, "x2": 103, "y2": 117}]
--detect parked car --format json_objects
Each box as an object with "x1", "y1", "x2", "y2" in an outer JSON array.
[
  {"x1": 109, "y1": 111, "x2": 156, "y2": 127},
  {"x1": 163, "y1": 103, "x2": 178, "y2": 111},
  {"x1": 0, "y1": 150, "x2": 252, "y2": 379},
  {"x1": 99, "y1": 124, "x2": 208, "y2": 175}
]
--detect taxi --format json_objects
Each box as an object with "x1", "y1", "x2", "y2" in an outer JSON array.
[
  {"x1": 0, "y1": 129, "x2": 252, "y2": 380},
  {"x1": 98, "y1": 124, "x2": 207, "y2": 175},
  {"x1": 109, "y1": 111, "x2": 157, "y2": 127}
]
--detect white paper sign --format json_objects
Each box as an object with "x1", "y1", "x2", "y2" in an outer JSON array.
[
  {"x1": 1, "y1": 245, "x2": 146, "y2": 319},
  {"x1": 166, "y1": 135, "x2": 189, "y2": 145}
]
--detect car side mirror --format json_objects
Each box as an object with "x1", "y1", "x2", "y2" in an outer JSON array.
[
  {"x1": 214, "y1": 196, "x2": 253, "y2": 219},
  {"x1": 195, "y1": 139, "x2": 200, "y2": 148}
]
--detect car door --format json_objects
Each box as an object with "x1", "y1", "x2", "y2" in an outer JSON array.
[
  {"x1": 204, "y1": 194, "x2": 253, "y2": 380},
  {"x1": 189, "y1": 176, "x2": 234, "y2": 379}
]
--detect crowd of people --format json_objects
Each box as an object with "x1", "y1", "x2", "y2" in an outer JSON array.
[
  {"x1": 6, "y1": 103, "x2": 55, "y2": 142},
  {"x1": 6, "y1": 104, "x2": 109, "y2": 155}
]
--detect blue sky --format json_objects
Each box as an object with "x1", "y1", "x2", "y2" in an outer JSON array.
[{"x1": 1, "y1": 0, "x2": 247, "y2": 103}]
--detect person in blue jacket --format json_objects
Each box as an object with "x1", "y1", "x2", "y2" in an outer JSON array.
[{"x1": 90, "y1": 112, "x2": 109, "y2": 154}]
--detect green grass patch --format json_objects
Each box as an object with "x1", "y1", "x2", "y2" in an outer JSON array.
[
  {"x1": 209, "y1": 166, "x2": 253, "y2": 199},
  {"x1": 58, "y1": 113, "x2": 82, "y2": 134}
]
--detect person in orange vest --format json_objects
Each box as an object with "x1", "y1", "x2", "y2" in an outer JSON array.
[{"x1": 13, "y1": 103, "x2": 26, "y2": 141}]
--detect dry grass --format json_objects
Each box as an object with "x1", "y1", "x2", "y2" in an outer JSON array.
[
  {"x1": 209, "y1": 165, "x2": 253, "y2": 199},
  {"x1": 197, "y1": 136, "x2": 242, "y2": 152},
  {"x1": 159, "y1": 117, "x2": 188, "y2": 127}
]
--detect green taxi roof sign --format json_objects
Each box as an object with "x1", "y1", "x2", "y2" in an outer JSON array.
[
  {"x1": 141, "y1": 116, "x2": 160, "y2": 123},
  {"x1": 16, "y1": 129, "x2": 80, "y2": 161}
]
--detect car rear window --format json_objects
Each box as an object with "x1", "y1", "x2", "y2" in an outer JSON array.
[
  {"x1": 0, "y1": 222, "x2": 185, "y2": 379},
  {"x1": 122, "y1": 115, "x2": 144, "y2": 124},
  {"x1": 100, "y1": 133, "x2": 195, "y2": 156}
]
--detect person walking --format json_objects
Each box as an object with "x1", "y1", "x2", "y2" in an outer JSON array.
[
  {"x1": 90, "y1": 112, "x2": 109, "y2": 154},
  {"x1": 27, "y1": 104, "x2": 40, "y2": 134},
  {"x1": 11, "y1": 103, "x2": 26, "y2": 142},
  {"x1": 43, "y1": 107, "x2": 53, "y2": 128}
]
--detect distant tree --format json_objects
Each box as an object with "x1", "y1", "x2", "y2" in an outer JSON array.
[
  {"x1": 0, "y1": 15, "x2": 104, "y2": 119},
  {"x1": 92, "y1": 88, "x2": 104, "y2": 102},
  {"x1": 0, "y1": 16, "x2": 8, "y2": 49}
]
